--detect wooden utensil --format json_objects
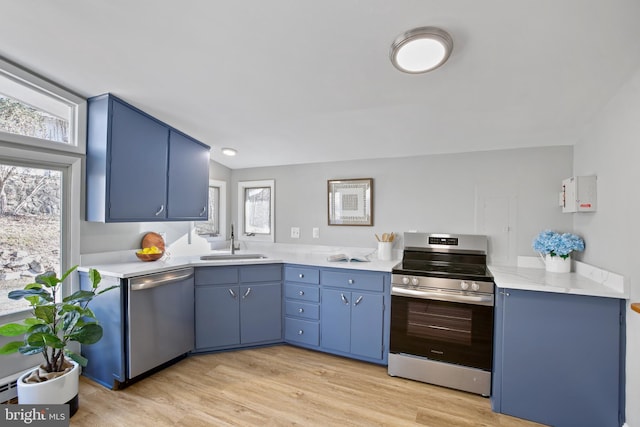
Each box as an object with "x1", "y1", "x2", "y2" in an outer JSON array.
[
  {"x1": 381, "y1": 233, "x2": 389, "y2": 242},
  {"x1": 375, "y1": 234, "x2": 381, "y2": 242}
]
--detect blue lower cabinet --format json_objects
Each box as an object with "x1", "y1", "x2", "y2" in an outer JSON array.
[
  {"x1": 319, "y1": 268, "x2": 389, "y2": 364},
  {"x1": 195, "y1": 285, "x2": 240, "y2": 348},
  {"x1": 321, "y1": 289, "x2": 384, "y2": 360},
  {"x1": 283, "y1": 265, "x2": 321, "y2": 349},
  {"x1": 194, "y1": 265, "x2": 282, "y2": 351},
  {"x1": 492, "y1": 288, "x2": 625, "y2": 427},
  {"x1": 284, "y1": 318, "x2": 319, "y2": 346}
]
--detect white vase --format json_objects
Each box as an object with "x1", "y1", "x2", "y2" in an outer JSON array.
[
  {"x1": 18, "y1": 359, "x2": 80, "y2": 416},
  {"x1": 544, "y1": 254, "x2": 571, "y2": 273}
]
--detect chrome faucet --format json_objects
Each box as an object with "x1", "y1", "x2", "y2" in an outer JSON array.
[{"x1": 230, "y1": 223, "x2": 235, "y2": 254}]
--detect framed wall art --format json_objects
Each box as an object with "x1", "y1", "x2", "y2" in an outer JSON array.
[{"x1": 327, "y1": 178, "x2": 373, "y2": 226}]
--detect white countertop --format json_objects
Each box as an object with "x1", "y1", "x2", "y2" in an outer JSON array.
[
  {"x1": 79, "y1": 244, "x2": 400, "y2": 279},
  {"x1": 489, "y1": 258, "x2": 628, "y2": 300}
]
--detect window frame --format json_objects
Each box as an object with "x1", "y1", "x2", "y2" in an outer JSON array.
[
  {"x1": 0, "y1": 57, "x2": 86, "y2": 155},
  {"x1": 0, "y1": 59, "x2": 83, "y2": 317},
  {"x1": 237, "y1": 179, "x2": 275, "y2": 243},
  {"x1": 196, "y1": 179, "x2": 227, "y2": 242}
]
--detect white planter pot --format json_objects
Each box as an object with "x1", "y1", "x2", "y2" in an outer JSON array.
[
  {"x1": 544, "y1": 254, "x2": 571, "y2": 273},
  {"x1": 18, "y1": 359, "x2": 80, "y2": 416}
]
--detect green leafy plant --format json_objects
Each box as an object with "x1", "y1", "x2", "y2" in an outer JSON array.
[{"x1": 0, "y1": 265, "x2": 116, "y2": 373}]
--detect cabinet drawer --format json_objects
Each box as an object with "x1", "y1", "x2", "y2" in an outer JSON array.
[
  {"x1": 285, "y1": 300, "x2": 320, "y2": 320},
  {"x1": 321, "y1": 270, "x2": 384, "y2": 292},
  {"x1": 284, "y1": 283, "x2": 320, "y2": 302},
  {"x1": 284, "y1": 266, "x2": 319, "y2": 284},
  {"x1": 240, "y1": 264, "x2": 282, "y2": 283},
  {"x1": 195, "y1": 267, "x2": 238, "y2": 285},
  {"x1": 285, "y1": 318, "x2": 319, "y2": 346}
]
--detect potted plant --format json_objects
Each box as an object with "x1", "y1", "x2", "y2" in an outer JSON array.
[
  {"x1": 532, "y1": 230, "x2": 585, "y2": 273},
  {"x1": 0, "y1": 265, "x2": 115, "y2": 416}
]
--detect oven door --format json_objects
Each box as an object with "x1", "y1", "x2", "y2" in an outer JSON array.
[{"x1": 390, "y1": 294, "x2": 493, "y2": 370}]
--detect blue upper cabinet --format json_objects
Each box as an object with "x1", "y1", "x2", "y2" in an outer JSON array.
[
  {"x1": 167, "y1": 130, "x2": 209, "y2": 220},
  {"x1": 86, "y1": 94, "x2": 210, "y2": 222}
]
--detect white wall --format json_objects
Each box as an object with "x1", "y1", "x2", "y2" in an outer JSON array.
[
  {"x1": 573, "y1": 65, "x2": 640, "y2": 426},
  {"x1": 230, "y1": 146, "x2": 573, "y2": 264}
]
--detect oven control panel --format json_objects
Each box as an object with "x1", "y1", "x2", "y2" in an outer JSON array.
[{"x1": 392, "y1": 274, "x2": 494, "y2": 295}]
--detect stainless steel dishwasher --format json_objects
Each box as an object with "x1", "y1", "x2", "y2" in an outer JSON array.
[{"x1": 127, "y1": 267, "x2": 194, "y2": 379}]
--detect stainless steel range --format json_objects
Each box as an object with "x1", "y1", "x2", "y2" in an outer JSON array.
[{"x1": 388, "y1": 232, "x2": 494, "y2": 396}]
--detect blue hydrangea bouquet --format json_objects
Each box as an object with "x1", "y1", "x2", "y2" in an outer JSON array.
[{"x1": 532, "y1": 230, "x2": 585, "y2": 259}]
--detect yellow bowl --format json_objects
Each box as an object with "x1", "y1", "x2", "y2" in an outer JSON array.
[{"x1": 136, "y1": 252, "x2": 163, "y2": 262}]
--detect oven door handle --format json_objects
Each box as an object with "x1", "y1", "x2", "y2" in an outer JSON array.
[{"x1": 391, "y1": 287, "x2": 494, "y2": 306}]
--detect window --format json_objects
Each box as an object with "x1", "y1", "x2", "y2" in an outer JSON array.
[
  {"x1": 0, "y1": 58, "x2": 83, "y2": 322},
  {"x1": 238, "y1": 180, "x2": 275, "y2": 242},
  {"x1": 0, "y1": 164, "x2": 62, "y2": 315},
  {"x1": 196, "y1": 179, "x2": 227, "y2": 240},
  {"x1": 0, "y1": 59, "x2": 85, "y2": 154}
]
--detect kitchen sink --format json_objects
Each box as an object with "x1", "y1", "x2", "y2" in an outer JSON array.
[{"x1": 199, "y1": 253, "x2": 268, "y2": 261}]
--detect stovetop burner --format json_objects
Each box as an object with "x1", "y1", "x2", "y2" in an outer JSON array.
[{"x1": 392, "y1": 232, "x2": 493, "y2": 282}]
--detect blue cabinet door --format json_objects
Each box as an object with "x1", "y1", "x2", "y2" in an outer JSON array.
[
  {"x1": 195, "y1": 285, "x2": 240, "y2": 349},
  {"x1": 167, "y1": 130, "x2": 210, "y2": 220},
  {"x1": 320, "y1": 288, "x2": 351, "y2": 353},
  {"x1": 240, "y1": 283, "x2": 282, "y2": 343},
  {"x1": 494, "y1": 289, "x2": 623, "y2": 427},
  {"x1": 350, "y1": 291, "x2": 384, "y2": 359},
  {"x1": 108, "y1": 98, "x2": 168, "y2": 220}
]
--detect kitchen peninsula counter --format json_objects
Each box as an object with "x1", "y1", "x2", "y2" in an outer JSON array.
[{"x1": 489, "y1": 258, "x2": 628, "y2": 300}]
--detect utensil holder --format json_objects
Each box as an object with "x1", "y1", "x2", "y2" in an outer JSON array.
[{"x1": 378, "y1": 242, "x2": 392, "y2": 261}]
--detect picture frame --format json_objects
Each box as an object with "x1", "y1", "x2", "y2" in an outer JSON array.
[{"x1": 328, "y1": 178, "x2": 373, "y2": 226}]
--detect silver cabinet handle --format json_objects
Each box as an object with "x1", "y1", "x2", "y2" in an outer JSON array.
[
  {"x1": 155, "y1": 204, "x2": 165, "y2": 216},
  {"x1": 354, "y1": 295, "x2": 363, "y2": 306},
  {"x1": 199, "y1": 206, "x2": 206, "y2": 216},
  {"x1": 298, "y1": 308, "x2": 304, "y2": 313},
  {"x1": 299, "y1": 273, "x2": 304, "y2": 278},
  {"x1": 299, "y1": 290, "x2": 305, "y2": 296},
  {"x1": 499, "y1": 291, "x2": 510, "y2": 296},
  {"x1": 242, "y1": 287, "x2": 252, "y2": 299},
  {"x1": 341, "y1": 293, "x2": 349, "y2": 305},
  {"x1": 348, "y1": 279, "x2": 354, "y2": 285},
  {"x1": 228, "y1": 288, "x2": 237, "y2": 298},
  {"x1": 298, "y1": 330, "x2": 304, "y2": 335}
]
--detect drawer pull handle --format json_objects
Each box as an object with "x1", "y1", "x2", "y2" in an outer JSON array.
[
  {"x1": 354, "y1": 295, "x2": 363, "y2": 306},
  {"x1": 298, "y1": 330, "x2": 304, "y2": 335},
  {"x1": 228, "y1": 289, "x2": 237, "y2": 298},
  {"x1": 299, "y1": 273, "x2": 304, "y2": 278},
  {"x1": 299, "y1": 290, "x2": 305, "y2": 296},
  {"x1": 298, "y1": 308, "x2": 304, "y2": 313},
  {"x1": 341, "y1": 293, "x2": 349, "y2": 305},
  {"x1": 348, "y1": 279, "x2": 354, "y2": 285},
  {"x1": 242, "y1": 287, "x2": 252, "y2": 299}
]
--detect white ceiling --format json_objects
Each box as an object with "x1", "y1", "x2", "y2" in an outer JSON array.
[{"x1": 2, "y1": 1, "x2": 640, "y2": 169}]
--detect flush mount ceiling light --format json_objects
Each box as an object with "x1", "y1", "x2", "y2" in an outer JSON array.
[
  {"x1": 221, "y1": 147, "x2": 237, "y2": 156},
  {"x1": 390, "y1": 27, "x2": 453, "y2": 74}
]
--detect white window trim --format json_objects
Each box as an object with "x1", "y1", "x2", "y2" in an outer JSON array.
[
  {"x1": 199, "y1": 179, "x2": 227, "y2": 242},
  {"x1": 237, "y1": 179, "x2": 275, "y2": 243},
  {"x1": 0, "y1": 57, "x2": 86, "y2": 155}
]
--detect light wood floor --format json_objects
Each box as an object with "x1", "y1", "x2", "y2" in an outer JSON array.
[{"x1": 71, "y1": 345, "x2": 546, "y2": 426}]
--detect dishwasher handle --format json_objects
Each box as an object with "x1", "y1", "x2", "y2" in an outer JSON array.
[{"x1": 130, "y1": 268, "x2": 194, "y2": 291}]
